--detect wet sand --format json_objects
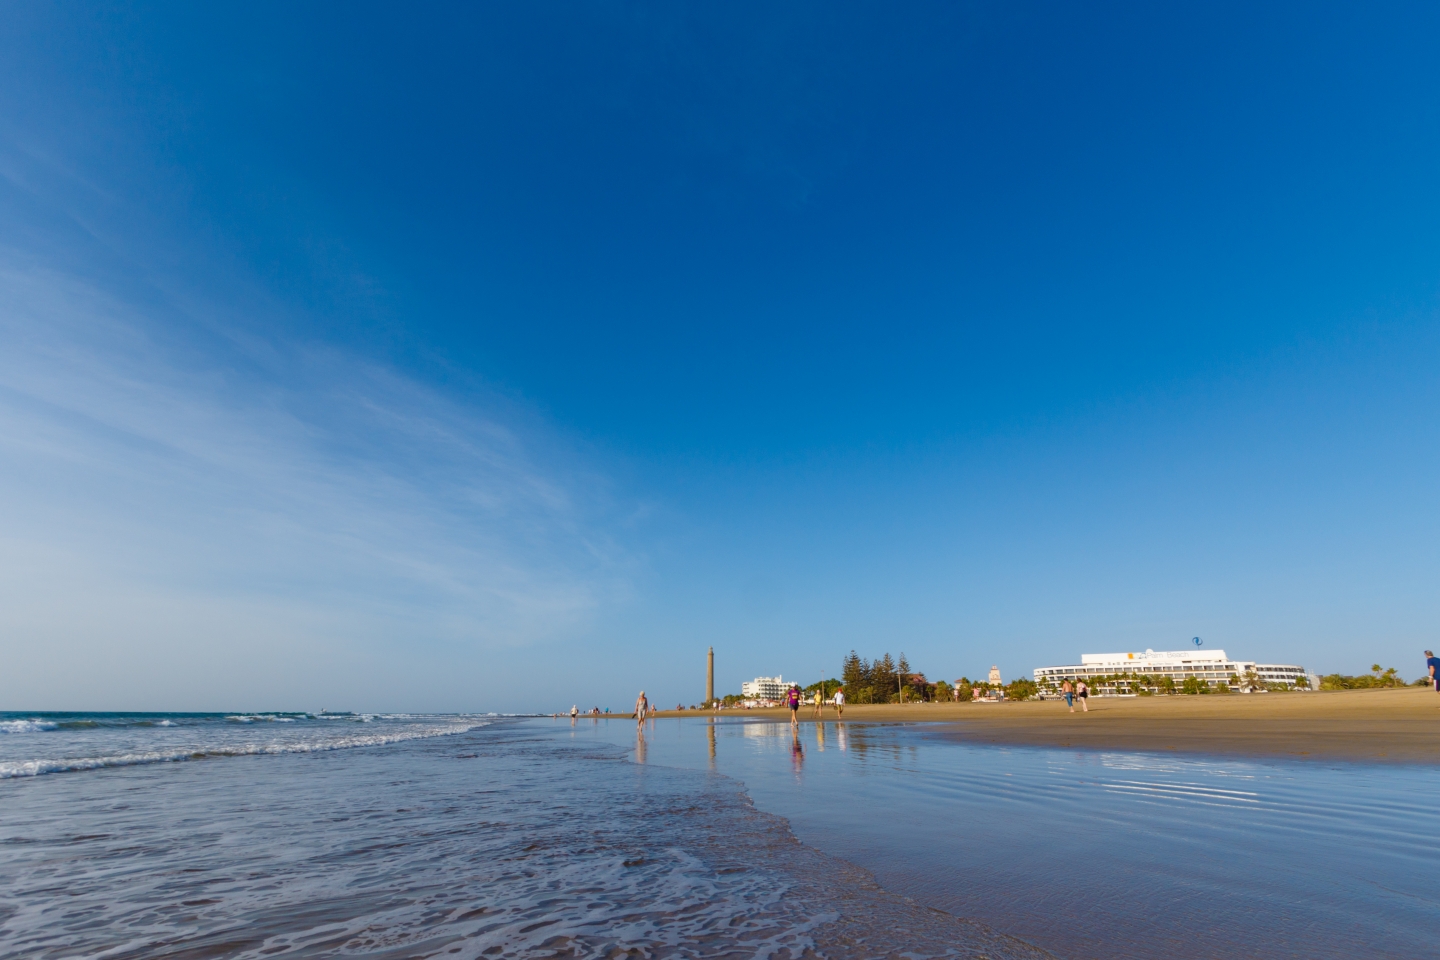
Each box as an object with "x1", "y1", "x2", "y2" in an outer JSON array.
[{"x1": 647, "y1": 687, "x2": 1440, "y2": 762}]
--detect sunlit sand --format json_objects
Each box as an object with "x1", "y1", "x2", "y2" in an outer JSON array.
[{"x1": 646, "y1": 687, "x2": 1440, "y2": 762}]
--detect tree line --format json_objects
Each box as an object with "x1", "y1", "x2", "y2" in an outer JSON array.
[
  {"x1": 842, "y1": 651, "x2": 915, "y2": 703},
  {"x1": 1320, "y1": 664, "x2": 1421, "y2": 690},
  {"x1": 838, "y1": 651, "x2": 1040, "y2": 702},
  {"x1": 717, "y1": 659, "x2": 1426, "y2": 706}
]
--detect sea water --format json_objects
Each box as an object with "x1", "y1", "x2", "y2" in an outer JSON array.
[
  {"x1": 581, "y1": 717, "x2": 1440, "y2": 960},
  {"x1": 3, "y1": 713, "x2": 1437, "y2": 959},
  {"x1": 0, "y1": 712, "x2": 1043, "y2": 959}
]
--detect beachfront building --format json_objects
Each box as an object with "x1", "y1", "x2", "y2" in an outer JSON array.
[
  {"x1": 1032, "y1": 649, "x2": 1311, "y2": 695},
  {"x1": 741, "y1": 676, "x2": 788, "y2": 700}
]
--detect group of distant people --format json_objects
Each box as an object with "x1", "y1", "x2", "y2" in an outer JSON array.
[
  {"x1": 629, "y1": 685, "x2": 850, "y2": 725},
  {"x1": 608, "y1": 651, "x2": 1440, "y2": 725},
  {"x1": 586, "y1": 650, "x2": 1440, "y2": 728},
  {"x1": 783, "y1": 684, "x2": 843, "y2": 725},
  {"x1": 623, "y1": 685, "x2": 850, "y2": 726},
  {"x1": 1060, "y1": 680, "x2": 1089, "y2": 713}
]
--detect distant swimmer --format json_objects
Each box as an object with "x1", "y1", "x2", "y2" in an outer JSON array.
[
  {"x1": 833, "y1": 687, "x2": 845, "y2": 718},
  {"x1": 635, "y1": 690, "x2": 649, "y2": 724}
]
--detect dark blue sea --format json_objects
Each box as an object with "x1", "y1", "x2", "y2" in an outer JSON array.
[{"x1": 2, "y1": 712, "x2": 1437, "y2": 959}]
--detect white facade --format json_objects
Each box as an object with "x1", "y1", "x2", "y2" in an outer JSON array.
[
  {"x1": 1033, "y1": 649, "x2": 1309, "y2": 692},
  {"x1": 741, "y1": 676, "x2": 788, "y2": 699}
]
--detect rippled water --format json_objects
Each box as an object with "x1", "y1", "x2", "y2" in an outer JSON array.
[
  {"x1": 0, "y1": 712, "x2": 485, "y2": 779},
  {"x1": 580, "y1": 718, "x2": 1440, "y2": 960},
  {"x1": 7, "y1": 712, "x2": 1435, "y2": 960},
  {"x1": 0, "y1": 713, "x2": 1046, "y2": 959}
]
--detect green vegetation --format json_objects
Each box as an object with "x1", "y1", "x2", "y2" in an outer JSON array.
[
  {"x1": 1320, "y1": 665, "x2": 1407, "y2": 690},
  {"x1": 1004, "y1": 678, "x2": 1038, "y2": 701},
  {"x1": 841, "y1": 650, "x2": 947, "y2": 702}
]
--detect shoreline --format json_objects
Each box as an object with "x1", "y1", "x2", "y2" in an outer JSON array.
[{"x1": 616, "y1": 687, "x2": 1440, "y2": 763}]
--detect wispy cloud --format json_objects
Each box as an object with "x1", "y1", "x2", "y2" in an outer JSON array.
[{"x1": 0, "y1": 262, "x2": 634, "y2": 705}]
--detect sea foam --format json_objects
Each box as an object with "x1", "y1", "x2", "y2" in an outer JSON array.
[
  {"x1": 0, "y1": 721, "x2": 486, "y2": 779},
  {"x1": 0, "y1": 720, "x2": 58, "y2": 734}
]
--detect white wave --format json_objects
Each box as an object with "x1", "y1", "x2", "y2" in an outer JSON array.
[
  {"x1": 157, "y1": 720, "x2": 175, "y2": 726},
  {"x1": 0, "y1": 720, "x2": 58, "y2": 733},
  {"x1": 0, "y1": 721, "x2": 488, "y2": 779}
]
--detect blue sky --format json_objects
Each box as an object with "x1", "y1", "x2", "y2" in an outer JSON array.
[{"x1": 2, "y1": 2, "x2": 1438, "y2": 711}]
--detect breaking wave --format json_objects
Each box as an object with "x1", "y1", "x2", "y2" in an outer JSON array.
[
  {"x1": 0, "y1": 720, "x2": 58, "y2": 734},
  {"x1": 0, "y1": 721, "x2": 486, "y2": 779}
]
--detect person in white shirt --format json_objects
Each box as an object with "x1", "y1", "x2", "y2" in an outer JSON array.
[{"x1": 833, "y1": 688, "x2": 845, "y2": 719}]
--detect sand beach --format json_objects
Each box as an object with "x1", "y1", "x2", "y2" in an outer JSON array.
[{"x1": 647, "y1": 686, "x2": 1440, "y2": 763}]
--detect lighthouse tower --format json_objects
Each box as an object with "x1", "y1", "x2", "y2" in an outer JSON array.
[{"x1": 706, "y1": 647, "x2": 715, "y2": 704}]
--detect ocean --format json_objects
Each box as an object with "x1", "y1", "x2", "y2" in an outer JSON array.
[{"x1": 1, "y1": 712, "x2": 1436, "y2": 959}]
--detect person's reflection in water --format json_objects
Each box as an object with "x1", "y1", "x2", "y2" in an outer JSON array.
[
  {"x1": 790, "y1": 725, "x2": 804, "y2": 774},
  {"x1": 707, "y1": 721, "x2": 717, "y2": 769},
  {"x1": 635, "y1": 725, "x2": 647, "y2": 764},
  {"x1": 837, "y1": 723, "x2": 848, "y2": 752},
  {"x1": 815, "y1": 722, "x2": 826, "y2": 751}
]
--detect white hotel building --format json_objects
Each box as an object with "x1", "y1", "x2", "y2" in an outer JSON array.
[
  {"x1": 1033, "y1": 649, "x2": 1314, "y2": 693},
  {"x1": 741, "y1": 676, "x2": 789, "y2": 700}
]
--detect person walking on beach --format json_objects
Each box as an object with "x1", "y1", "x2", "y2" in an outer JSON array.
[
  {"x1": 786, "y1": 685, "x2": 802, "y2": 725},
  {"x1": 1062, "y1": 679, "x2": 1075, "y2": 713},
  {"x1": 1076, "y1": 680, "x2": 1089, "y2": 712},
  {"x1": 1427, "y1": 651, "x2": 1440, "y2": 694},
  {"x1": 833, "y1": 687, "x2": 845, "y2": 719},
  {"x1": 634, "y1": 690, "x2": 648, "y2": 725},
  {"x1": 570, "y1": 705, "x2": 578, "y2": 719},
  {"x1": 812, "y1": 689, "x2": 824, "y2": 719}
]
